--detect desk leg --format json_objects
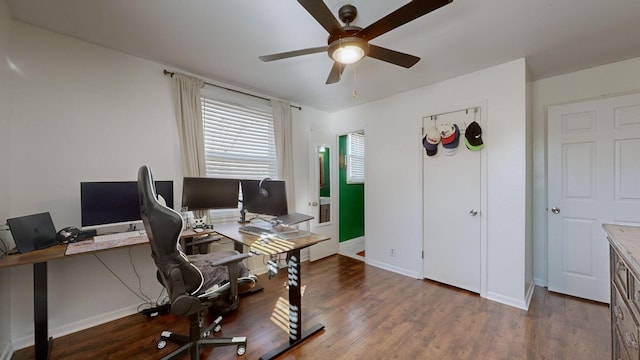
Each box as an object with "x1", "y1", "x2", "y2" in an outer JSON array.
[
  {"x1": 34, "y1": 262, "x2": 51, "y2": 360},
  {"x1": 259, "y1": 249, "x2": 324, "y2": 360},
  {"x1": 233, "y1": 240, "x2": 263, "y2": 296},
  {"x1": 233, "y1": 241, "x2": 243, "y2": 253}
]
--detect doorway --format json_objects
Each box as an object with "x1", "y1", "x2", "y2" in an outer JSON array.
[
  {"x1": 337, "y1": 131, "x2": 365, "y2": 260},
  {"x1": 547, "y1": 92, "x2": 640, "y2": 303},
  {"x1": 423, "y1": 105, "x2": 487, "y2": 294},
  {"x1": 308, "y1": 130, "x2": 339, "y2": 261}
]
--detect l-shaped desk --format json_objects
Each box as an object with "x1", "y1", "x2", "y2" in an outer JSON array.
[{"x1": 0, "y1": 224, "x2": 330, "y2": 360}]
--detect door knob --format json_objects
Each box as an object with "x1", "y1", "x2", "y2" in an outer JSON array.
[
  {"x1": 551, "y1": 207, "x2": 560, "y2": 214},
  {"x1": 469, "y1": 209, "x2": 478, "y2": 216}
]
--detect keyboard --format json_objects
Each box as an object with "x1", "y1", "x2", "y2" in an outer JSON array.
[
  {"x1": 238, "y1": 225, "x2": 275, "y2": 237},
  {"x1": 93, "y1": 230, "x2": 147, "y2": 243}
]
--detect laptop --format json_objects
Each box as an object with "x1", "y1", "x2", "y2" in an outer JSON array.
[{"x1": 7, "y1": 212, "x2": 58, "y2": 254}]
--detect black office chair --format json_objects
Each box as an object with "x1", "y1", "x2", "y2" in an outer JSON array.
[{"x1": 138, "y1": 165, "x2": 256, "y2": 359}]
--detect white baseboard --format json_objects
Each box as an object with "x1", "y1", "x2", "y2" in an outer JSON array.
[
  {"x1": 534, "y1": 276, "x2": 547, "y2": 287},
  {"x1": 486, "y1": 291, "x2": 530, "y2": 311},
  {"x1": 1, "y1": 341, "x2": 14, "y2": 360},
  {"x1": 340, "y1": 252, "x2": 365, "y2": 261},
  {"x1": 524, "y1": 281, "x2": 536, "y2": 309},
  {"x1": 366, "y1": 258, "x2": 421, "y2": 279},
  {"x1": 10, "y1": 303, "x2": 141, "y2": 353},
  {"x1": 338, "y1": 237, "x2": 364, "y2": 256}
]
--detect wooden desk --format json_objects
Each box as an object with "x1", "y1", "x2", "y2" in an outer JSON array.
[
  {"x1": 0, "y1": 228, "x2": 214, "y2": 360},
  {"x1": 215, "y1": 223, "x2": 330, "y2": 360}
]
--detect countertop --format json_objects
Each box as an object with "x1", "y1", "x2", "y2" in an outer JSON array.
[{"x1": 604, "y1": 224, "x2": 640, "y2": 279}]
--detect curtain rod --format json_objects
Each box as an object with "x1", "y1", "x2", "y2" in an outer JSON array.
[
  {"x1": 422, "y1": 106, "x2": 479, "y2": 121},
  {"x1": 163, "y1": 70, "x2": 301, "y2": 111}
]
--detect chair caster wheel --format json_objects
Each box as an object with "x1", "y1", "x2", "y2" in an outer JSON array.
[
  {"x1": 157, "y1": 339, "x2": 167, "y2": 349},
  {"x1": 213, "y1": 324, "x2": 222, "y2": 333},
  {"x1": 237, "y1": 345, "x2": 246, "y2": 356}
]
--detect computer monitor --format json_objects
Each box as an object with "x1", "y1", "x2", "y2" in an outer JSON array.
[
  {"x1": 80, "y1": 181, "x2": 174, "y2": 229},
  {"x1": 181, "y1": 177, "x2": 240, "y2": 211},
  {"x1": 240, "y1": 179, "x2": 288, "y2": 217}
]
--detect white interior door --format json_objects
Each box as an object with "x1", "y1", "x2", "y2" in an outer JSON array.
[
  {"x1": 308, "y1": 129, "x2": 338, "y2": 261},
  {"x1": 423, "y1": 111, "x2": 482, "y2": 293},
  {"x1": 548, "y1": 92, "x2": 640, "y2": 303}
]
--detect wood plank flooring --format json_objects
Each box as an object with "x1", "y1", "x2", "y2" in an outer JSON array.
[{"x1": 12, "y1": 255, "x2": 610, "y2": 359}]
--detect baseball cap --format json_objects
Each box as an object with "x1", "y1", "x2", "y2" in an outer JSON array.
[
  {"x1": 439, "y1": 124, "x2": 456, "y2": 145},
  {"x1": 422, "y1": 127, "x2": 440, "y2": 157},
  {"x1": 442, "y1": 145, "x2": 457, "y2": 156},
  {"x1": 464, "y1": 121, "x2": 483, "y2": 151},
  {"x1": 442, "y1": 124, "x2": 460, "y2": 150}
]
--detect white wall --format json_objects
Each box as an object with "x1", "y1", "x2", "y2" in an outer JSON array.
[
  {"x1": 330, "y1": 59, "x2": 532, "y2": 308},
  {"x1": 531, "y1": 56, "x2": 640, "y2": 285},
  {"x1": 525, "y1": 67, "x2": 534, "y2": 298},
  {"x1": 0, "y1": 0, "x2": 10, "y2": 221},
  {"x1": 0, "y1": 0, "x2": 13, "y2": 357},
  {"x1": 8, "y1": 20, "x2": 180, "y2": 345},
  {"x1": 4, "y1": 19, "x2": 330, "y2": 351}
]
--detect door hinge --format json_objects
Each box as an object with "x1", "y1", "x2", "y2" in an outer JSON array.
[{"x1": 421, "y1": 250, "x2": 424, "y2": 259}]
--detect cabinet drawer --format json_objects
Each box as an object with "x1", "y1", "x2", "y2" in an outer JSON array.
[
  {"x1": 614, "y1": 284, "x2": 640, "y2": 359},
  {"x1": 615, "y1": 326, "x2": 631, "y2": 360},
  {"x1": 629, "y1": 272, "x2": 640, "y2": 321},
  {"x1": 613, "y1": 249, "x2": 630, "y2": 297}
]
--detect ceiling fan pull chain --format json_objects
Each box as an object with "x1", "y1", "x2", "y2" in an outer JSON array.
[{"x1": 352, "y1": 66, "x2": 358, "y2": 99}]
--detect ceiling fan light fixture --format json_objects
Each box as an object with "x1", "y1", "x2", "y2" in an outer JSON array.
[{"x1": 328, "y1": 37, "x2": 369, "y2": 65}]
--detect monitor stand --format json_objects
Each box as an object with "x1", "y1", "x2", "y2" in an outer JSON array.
[{"x1": 238, "y1": 208, "x2": 250, "y2": 224}]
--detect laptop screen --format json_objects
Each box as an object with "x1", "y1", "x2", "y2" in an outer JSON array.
[{"x1": 7, "y1": 212, "x2": 58, "y2": 254}]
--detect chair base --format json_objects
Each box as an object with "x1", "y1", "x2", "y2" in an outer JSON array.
[
  {"x1": 158, "y1": 312, "x2": 247, "y2": 360},
  {"x1": 160, "y1": 337, "x2": 247, "y2": 360}
]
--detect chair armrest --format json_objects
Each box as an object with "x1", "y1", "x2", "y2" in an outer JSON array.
[{"x1": 210, "y1": 252, "x2": 251, "y2": 267}]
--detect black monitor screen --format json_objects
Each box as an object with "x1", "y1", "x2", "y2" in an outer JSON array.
[
  {"x1": 81, "y1": 181, "x2": 174, "y2": 228},
  {"x1": 181, "y1": 177, "x2": 240, "y2": 211},
  {"x1": 241, "y1": 179, "x2": 288, "y2": 217}
]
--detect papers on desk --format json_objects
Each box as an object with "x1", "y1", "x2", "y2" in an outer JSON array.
[{"x1": 65, "y1": 235, "x2": 148, "y2": 255}]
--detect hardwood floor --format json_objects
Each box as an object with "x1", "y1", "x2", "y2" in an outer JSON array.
[{"x1": 12, "y1": 255, "x2": 610, "y2": 359}]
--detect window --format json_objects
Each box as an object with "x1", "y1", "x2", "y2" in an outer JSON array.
[
  {"x1": 347, "y1": 131, "x2": 365, "y2": 183},
  {"x1": 201, "y1": 97, "x2": 277, "y2": 180},
  {"x1": 199, "y1": 95, "x2": 278, "y2": 222}
]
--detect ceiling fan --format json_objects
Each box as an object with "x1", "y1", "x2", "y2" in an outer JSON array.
[{"x1": 259, "y1": 0, "x2": 453, "y2": 84}]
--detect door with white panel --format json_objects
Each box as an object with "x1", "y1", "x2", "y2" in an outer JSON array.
[
  {"x1": 548, "y1": 92, "x2": 640, "y2": 303},
  {"x1": 308, "y1": 129, "x2": 339, "y2": 261},
  {"x1": 423, "y1": 109, "x2": 482, "y2": 293}
]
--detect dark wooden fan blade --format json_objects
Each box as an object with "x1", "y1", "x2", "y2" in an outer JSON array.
[
  {"x1": 367, "y1": 45, "x2": 420, "y2": 68},
  {"x1": 326, "y1": 62, "x2": 345, "y2": 84},
  {"x1": 298, "y1": 0, "x2": 345, "y2": 36},
  {"x1": 259, "y1": 46, "x2": 328, "y2": 62},
  {"x1": 357, "y1": 0, "x2": 453, "y2": 41}
]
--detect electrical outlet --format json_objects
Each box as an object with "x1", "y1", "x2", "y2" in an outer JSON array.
[{"x1": 389, "y1": 248, "x2": 395, "y2": 257}]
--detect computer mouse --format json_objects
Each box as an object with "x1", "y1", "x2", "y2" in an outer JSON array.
[{"x1": 194, "y1": 228, "x2": 204, "y2": 233}]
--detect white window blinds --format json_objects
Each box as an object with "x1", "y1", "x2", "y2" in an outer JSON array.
[
  {"x1": 347, "y1": 131, "x2": 365, "y2": 184},
  {"x1": 201, "y1": 97, "x2": 277, "y2": 180}
]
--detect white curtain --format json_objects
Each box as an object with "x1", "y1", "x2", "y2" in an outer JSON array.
[
  {"x1": 272, "y1": 100, "x2": 296, "y2": 212},
  {"x1": 172, "y1": 72, "x2": 206, "y2": 177}
]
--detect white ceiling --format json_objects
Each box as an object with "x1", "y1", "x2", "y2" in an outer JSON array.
[{"x1": 7, "y1": 0, "x2": 640, "y2": 112}]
